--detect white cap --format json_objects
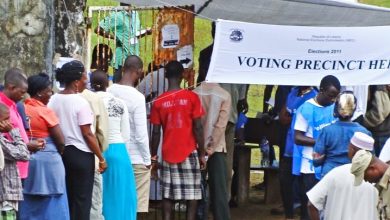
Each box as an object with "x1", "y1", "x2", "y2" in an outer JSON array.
[{"x1": 350, "y1": 132, "x2": 374, "y2": 151}]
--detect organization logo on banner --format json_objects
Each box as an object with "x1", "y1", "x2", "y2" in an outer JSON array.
[{"x1": 229, "y1": 29, "x2": 244, "y2": 42}]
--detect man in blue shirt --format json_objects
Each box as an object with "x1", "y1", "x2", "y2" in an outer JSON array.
[
  {"x1": 279, "y1": 86, "x2": 317, "y2": 219},
  {"x1": 293, "y1": 75, "x2": 340, "y2": 220}
]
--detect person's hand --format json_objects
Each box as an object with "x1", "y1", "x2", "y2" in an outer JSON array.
[
  {"x1": 260, "y1": 113, "x2": 273, "y2": 125},
  {"x1": 199, "y1": 155, "x2": 207, "y2": 171},
  {"x1": 237, "y1": 99, "x2": 249, "y2": 114},
  {"x1": 99, "y1": 160, "x2": 107, "y2": 173},
  {"x1": 236, "y1": 139, "x2": 245, "y2": 147},
  {"x1": 36, "y1": 138, "x2": 46, "y2": 146},
  {"x1": 0, "y1": 120, "x2": 13, "y2": 132},
  {"x1": 146, "y1": 27, "x2": 152, "y2": 35},
  {"x1": 312, "y1": 152, "x2": 324, "y2": 160},
  {"x1": 28, "y1": 139, "x2": 45, "y2": 152},
  {"x1": 145, "y1": 91, "x2": 158, "y2": 103},
  {"x1": 151, "y1": 162, "x2": 159, "y2": 180},
  {"x1": 312, "y1": 152, "x2": 325, "y2": 167},
  {"x1": 205, "y1": 136, "x2": 214, "y2": 156}
]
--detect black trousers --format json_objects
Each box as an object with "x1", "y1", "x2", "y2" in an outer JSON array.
[
  {"x1": 208, "y1": 153, "x2": 231, "y2": 220},
  {"x1": 298, "y1": 174, "x2": 318, "y2": 220},
  {"x1": 62, "y1": 145, "x2": 95, "y2": 220},
  {"x1": 279, "y1": 157, "x2": 294, "y2": 219}
]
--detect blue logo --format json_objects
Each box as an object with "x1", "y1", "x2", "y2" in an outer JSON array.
[{"x1": 230, "y1": 29, "x2": 243, "y2": 42}]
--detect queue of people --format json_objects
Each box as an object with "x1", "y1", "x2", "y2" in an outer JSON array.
[
  {"x1": 2, "y1": 21, "x2": 390, "y2": 220},
  {"x1": 0, "y1": 57, "x2": 141, "y2": 220},
  {"x1": 274, "y1": 73, "x2": 390, "y2": 220},
  {"x1": 0, "y1": 51, "x2": 236, "y2": 220}
]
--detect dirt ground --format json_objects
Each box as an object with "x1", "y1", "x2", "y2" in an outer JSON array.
[
  {"x1": 145, "y1": 186, "x2": 287, "y2": 220},
  {"x1": 144, "y1": 169, "x2": 291, "y2": 220},
  {"x1": 230, "y1": 187, "x2": 285, "y2": 220}
]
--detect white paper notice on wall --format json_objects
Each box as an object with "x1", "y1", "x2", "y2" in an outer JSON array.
[
  {"x1": 161, "y1": 24, "x2": 180, "y2": 48},
  {"x1": 177, "y1": 45, "x2": 193, "y2": 68}
]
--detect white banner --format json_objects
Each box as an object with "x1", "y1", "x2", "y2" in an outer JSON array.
[{"x1": 206, "y1": 19, "x2": 390, "y2": 85}]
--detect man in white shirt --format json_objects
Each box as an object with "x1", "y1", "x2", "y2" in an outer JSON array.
[
  {"x1": 108, "y1": 55, "x2": 151, "y2": 216},
  {"x1": 307, "y1": 132, "x2": 378, "y2": 220},
  {"x1": 307, "y1": 163, "x2": 378, "y2": 220},
  {"x1": 379, "y1": 138, "x2": 390, "y2": 163}
]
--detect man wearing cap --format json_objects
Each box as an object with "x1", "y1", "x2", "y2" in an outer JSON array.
[
  {"x1": 351, "y1": 149, "x2": 390, "y2": 220},
  {"x1": 307, "y1": 134, "x2": 378, "y2": 220},
  {"x1": 348, "y1": 131, "x2": 375, "y2": 159}
]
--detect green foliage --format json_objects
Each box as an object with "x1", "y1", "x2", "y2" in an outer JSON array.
[
  {"x1": 360, "y1": 0, "x2": 390, "y2": 7},
  {"x1": 86, "y1": 0, "x2": 118, "y2": 6}
]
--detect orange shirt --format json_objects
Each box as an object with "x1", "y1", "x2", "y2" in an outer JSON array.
[{"x1": 24, "y1": 98, "x2": 59, "y2": 138}]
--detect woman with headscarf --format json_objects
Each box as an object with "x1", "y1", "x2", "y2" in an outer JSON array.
[
  {"x1": 90, "y1": 70, "x2": 137, "y2": 220},
  {"x1": 313, "y1": 91, "x2": 372, "y2": 178},
  {"x1": 48, "y1": 61, "x2": 107, "y2": 220},
  {"x1": 19, "y1": 73, "x2": 69, "y2": 220}
]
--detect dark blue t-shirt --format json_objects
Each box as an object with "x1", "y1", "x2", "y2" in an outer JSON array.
[
  {"x1": 313, "y1": 121, "x2": 371, "y2": 178},
  {"x1": 284, "y1": 87, "x2": 317, "y2": 157}
]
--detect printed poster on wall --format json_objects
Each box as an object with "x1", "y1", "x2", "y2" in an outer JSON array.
[
  {"x1": 177, "y1": 45, "x2": 193, "y2": 68},
  {"x1": 161, "y1": 24, "x2": 180, "y2": 48}
]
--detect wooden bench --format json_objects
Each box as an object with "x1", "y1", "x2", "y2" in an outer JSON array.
[{"x1": 235, "y1": 116, "x2": 282, "y2": 205}]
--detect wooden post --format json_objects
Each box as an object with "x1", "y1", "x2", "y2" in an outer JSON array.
[
  {"x1": 263, "y1": 168, "x2": 282, "y2": 204},
  {"x1": 236, "y1": 145, "x2": 251, "y2": 204}
]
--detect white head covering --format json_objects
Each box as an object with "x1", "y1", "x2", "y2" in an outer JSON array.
[
  {"x1": 351, "y1": 150, "x2": 373, "y2": 186},
  {"x1": 350, "y1": 132, "x2": 374, "y2": 151},
  {"x1": 336, "y1": 92, "x2": 356, "y2": 118}
]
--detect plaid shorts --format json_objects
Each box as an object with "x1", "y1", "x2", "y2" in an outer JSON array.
[
  {"x1": 161, "y1": 151, "x2": 202, "y2": 200},
  {"x1": 0, "y1": 210, "x2": 16, "y2": 220}
]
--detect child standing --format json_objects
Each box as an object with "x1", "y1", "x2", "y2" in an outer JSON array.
[{"x1": 0, "y1": 103, "x2": 30, "y2": 220}]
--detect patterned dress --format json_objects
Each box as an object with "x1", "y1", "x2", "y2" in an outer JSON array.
[{"x1": 97, "y1": 92, "x2": 137, "y2": 220}]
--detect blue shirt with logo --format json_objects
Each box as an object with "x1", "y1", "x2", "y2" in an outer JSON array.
[
  {"x1": 292, "y1": 100, "x2": 336, "y2": 179},
  {"x1": 284, "y1": 88, "x2": 317, "y2": 157},
  {"x1": 313, "y1": 121, "x2": 371, "y2": 178}
]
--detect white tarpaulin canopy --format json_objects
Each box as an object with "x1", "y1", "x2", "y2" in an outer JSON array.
[{"x1": 117, "y1": 0, "x2": 390, "y2": 26}]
